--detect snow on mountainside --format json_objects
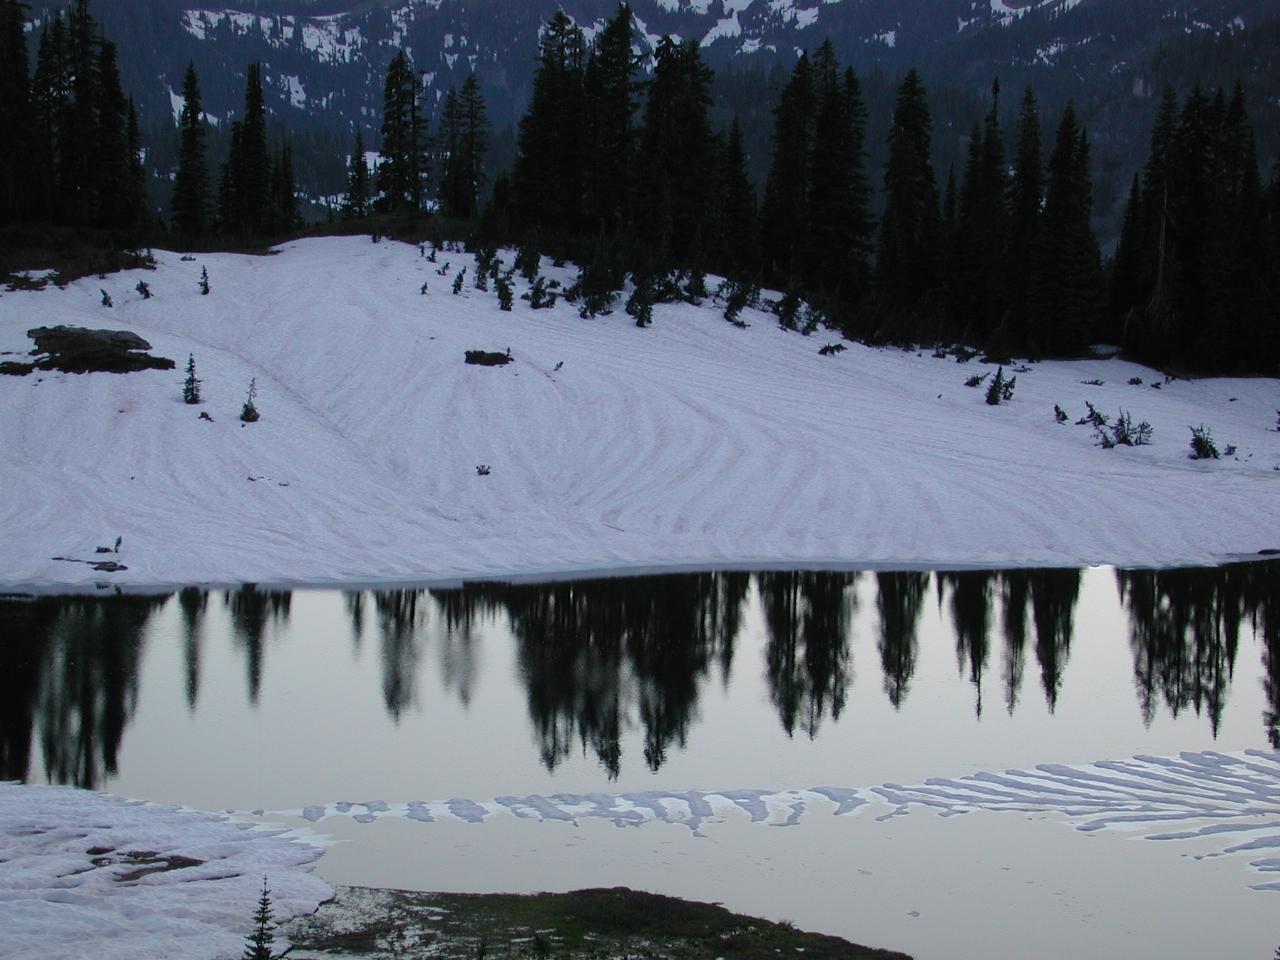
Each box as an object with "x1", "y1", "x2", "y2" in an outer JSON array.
[{"x1": 1, "y1": 237, "x2": 1278, "y2": 595}]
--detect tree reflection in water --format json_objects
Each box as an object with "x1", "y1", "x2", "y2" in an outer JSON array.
[
  {"x1": 758, "y1": 572, "x2": 856, "y2": 739},
  {"x1": 224, "y1": 585, "x2": 292, "y2": 704},
  {"x1": 1, "y1": 595, "x2": 166, "y2": 787},
  {"x1": 2, "y1": 561, "x2": 1278, "y2": 786}
]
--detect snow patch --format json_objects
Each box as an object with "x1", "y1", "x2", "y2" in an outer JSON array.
[{"x1": 0, "y1": 784, "x2": 331, "y2": 960}]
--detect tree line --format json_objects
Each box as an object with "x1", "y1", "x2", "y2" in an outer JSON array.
[
  {"x1": 3, "y1": 1, "x2": 1277, "y2": 373},
  {"x1": 0, "y1": 0, "x2": 146, "y2": 233}
]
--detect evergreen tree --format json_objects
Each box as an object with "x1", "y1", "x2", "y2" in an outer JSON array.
[
  {"x1": 805, "y1": 49, "x2": 873, "y2": 313},
  {"x1": 719, "y1": 116, "x2": 759, "y2": 279},
  {"x1": 1029, "y1": 103, "x2": 1102, "y2": 355},
  {"x1": 953, "y1": 79, "x2": 1008, "y2": 344},
  {"x1": 1006, "y1": 87, "x2": 1043, "y2": 345},
  {"x1": 635, "y1": 37, "x2": 716, "y2": 273},
  {"x1": 183, "y1": 354, "x2": 201, "y2": 404},
  {"x1": 242, "y1": 878, "x2": 275, "y2": 960},
  {"x1": 875, "y1": 68, "x2": 940, "y2": 326},
  {"x1": 172, "y1": 62, "x2": 210, "y2": 241},
  {"x1": 221, "y1": 63, "x2": 270, "y2": 236},
  {"x1": 268, "y1": 143, "x2": 298, "y2": 235},
  {"x1": 582, "y1": 3, "x2": 638, "y2": 237},
  {"x1": 342, "y1": 130, "x2": 369, "y2": 219},
  {"x1": 93, "y1": 39, "x2": 130, "y2": 229},
  {"x1": 760, "y1": 52, "x2": 814, "y2": 288},
  {"x1": 30, "y1": 14, "x2": 69, "y2": 223},
  {"x1": 438, "y1": 75, "x2": 489, "y2": 220},
  {"x1": 513, "y1": 10, "x2": 586, "y2": 236},
  {"x1": 1110, "y1": 174, "x2": 1142, "y2": 323},
  {"x1": 0, "y1": 0, "x2": 32, "y2": 223},
  {"x1": 377, "y1": 51, "x2": 425, "y2": 213}
]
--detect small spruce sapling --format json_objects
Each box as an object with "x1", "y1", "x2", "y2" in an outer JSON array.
[
  {"x1": 515, "y1": 242, "x2": 540, "y2": 283},
  {"x1": 242, "y1": 877, "x2": 276, "y2": 960},
  {"x1": 100, "y1": 289, "x2": 113, "y2": 307},
  {"x1": 625, "y1": 276, "x2": 655, "y2": 328},
  {"x1": 985, "y1": 367, "x2": 1006, "y2": 405},
  {"x1": 1054, "y1": 404, "x2": 1069, "y2": 423},
  {"x1": 496, "y1": 275, "x2": 513, "y2": 311},
  {"x1": 452, "y1": 269, "x2": 466, "y2": 295},
  {"x1": 199, "y1": 267, "x2": 210, "y2": 295},
  {"x1": 523, "y1": 276, "x2": 556, "y2": 310},
  {"x1": 240, "y1": 378, "x2": 260, "y2": 423},
  {"x1": 1188, "y1": 424, "x2": 1219, "y2": 460},
  {"x1": 965, "y1": 373, "x2": 990, "y2": 388},
  {"x1": 775, "y1": 291, "x2": 801, "y2": 331},
  {"x1": 136, "y1": 281, "x2": 152, "y2": 300},
  {"x1": 183, "y1": 354, "x2": 201, "y2": 404}
]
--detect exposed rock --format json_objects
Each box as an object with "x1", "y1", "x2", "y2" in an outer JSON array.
[
  {"x1": 465, "y1": 349, "x2": 512, "y2": 366},
  {"x1": 25, "y1": 325, "x2": 175, "y2": 374}
]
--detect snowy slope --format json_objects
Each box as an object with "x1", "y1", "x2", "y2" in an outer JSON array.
[
  {"x1": 1, "y1": 236, "x2": 1277, "y2": 594},
  {"x1": 0, "y1": 783, "x2": 330, "y2": 960}
]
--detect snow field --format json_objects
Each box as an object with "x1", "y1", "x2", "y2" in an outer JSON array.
[
  {"x1": 1, "y1": 235, "x2": 1277, "y2": 593},
  {"x1": 0, "y1": 783, "x2": 330, "y2": 960}
]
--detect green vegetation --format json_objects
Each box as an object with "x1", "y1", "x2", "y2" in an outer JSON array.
[{"x1": 284, "y1": 885, "x2": 910, "y2": 960}]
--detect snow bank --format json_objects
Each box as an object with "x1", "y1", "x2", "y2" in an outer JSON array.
[
  {"x1": 1, "y1": 236, "x2": 1277, "y2": 593},
  {"x1": 0, "y1": 783, "x2": 331, "y2": 960},
  {"x1": 267, "y1": 750, "x2": 1280, "y2": 887}
]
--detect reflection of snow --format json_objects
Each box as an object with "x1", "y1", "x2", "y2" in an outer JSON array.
[
  {"x1": 282, "y1": 750, "x2": 1280, "y2": 887},
  {"x1": 0, "y1": 784, "x2": 331, "y2": 960}
]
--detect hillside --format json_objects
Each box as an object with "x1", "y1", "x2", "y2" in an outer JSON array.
[{"x1": 1, "y1": 236, "x2": 1277, "y2": 594}]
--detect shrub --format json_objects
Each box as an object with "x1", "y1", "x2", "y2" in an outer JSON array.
[
  {"x1": 1076, "y1": 402, "x2": 1108, "y2": 428},
  {"x1": 100, "y1": 288, "x2": 112, "y2": 307},
  {"x1": 496, "y1": 275, "x2": 513, "y2": 311},
  {"x1": 1100, "y1": 410, "x2": 1153, "y2": 448},
  {"x1": 1188, "y1": 424, "x2": 1219, "y2": 460},
  {"x1": 136, "y1": 280, "x2": 152, "y2": 300},
  {"x1": 240, "y1": 378, "x2": 260, "y2": 423},
  {"x1": 721, "y1": 280, "x2": 753, "y2": 328},
  {"x1": 183, "y1": 354, "x2": 201, "y2": 404},
  {"x1": 452, "y1": 269, "x2": 466, "y2": 295},
  {"x1": 1054, "y1": 404, "x2": 1069, "y2": 423},
  {"x1": 965, "y1": 373, "x2": 990, "y2": 388},
  {"x1": 523, "y1": 276, "x2": 557, "y2": 310}
]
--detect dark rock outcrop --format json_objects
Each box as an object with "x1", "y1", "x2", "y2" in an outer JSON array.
[{"x1": 17, "y1": 325, "x2": 175, "y2": 374}]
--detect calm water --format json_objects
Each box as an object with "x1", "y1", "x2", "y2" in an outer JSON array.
[{"x1": 4, "y1": 563, "x2": 1279, "y2": 958}]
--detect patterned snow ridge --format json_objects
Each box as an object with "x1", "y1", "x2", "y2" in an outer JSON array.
[{"x1": 283, "y1": 750, "x2": 1280, "y2": 888}]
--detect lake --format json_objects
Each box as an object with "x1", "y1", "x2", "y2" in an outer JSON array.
[{"x1": 3, "y1": 562, "x2": 1278, "y2": 959}]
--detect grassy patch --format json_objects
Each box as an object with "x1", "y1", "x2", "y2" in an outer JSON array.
[{"x1": 285, "y1": 885, "x2": 910, "y2": 960}]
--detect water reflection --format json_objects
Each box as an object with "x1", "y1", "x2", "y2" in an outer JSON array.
[
  {"x1": 1, "y1": 595, "x2": 165, "y2": 787},
  {"x1": 2, "y1": 562, "x2": 1279, "y2": 786}
]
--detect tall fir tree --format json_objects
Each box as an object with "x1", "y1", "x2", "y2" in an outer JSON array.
[
  {"x1": 1006, "y1": 86, "x2": 1042, "y2": 346},
  {"x1": 377, "y1": 50, "x2": 426, "y2": 213},
  {"x1": 875, "y1": 68, "x2": 940, "y2": 327},
  {"x1": 952, "y1": 79, "x2": 1008, "y2": 344},
  {"x1": 582, "y1": 3, "x2": 638, "y2": 238},
  {"x1": 513, "y1": 10, "x2": 586, "y2": 236},
  {"x1": 635, "y1": 37, "x2": 716, "y2": 273},
  {"x1": 719, "y1": 116, "x2": 759, "y2": 279},
  {"x1": 31, "y1": 14, "x2": 69, "y2": 223},
  {"x1": 1029, "y1": 103, "x2": 1102, "y2": 354},
  {"x1": 760, "y1": 52, "x2": 814, "y2": 289},
  {"x1": 438, "y1": 73, "x2": 488, "y2": 220},
  {"x1": 172, "y1": 61, "x2": 210, "y2": 241},
  {"x1": 342, "y1": 129, "x2": 369, "y2": 219},
  {"x1": 221, "y1": 63, "x2": 270, "y2": 236},
  {"x1": 805, "y1": 47, "x2": 873, "y2": 312},
  {"x1": 0, "y1": 0, "x2": 32, "y2": 223}
]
